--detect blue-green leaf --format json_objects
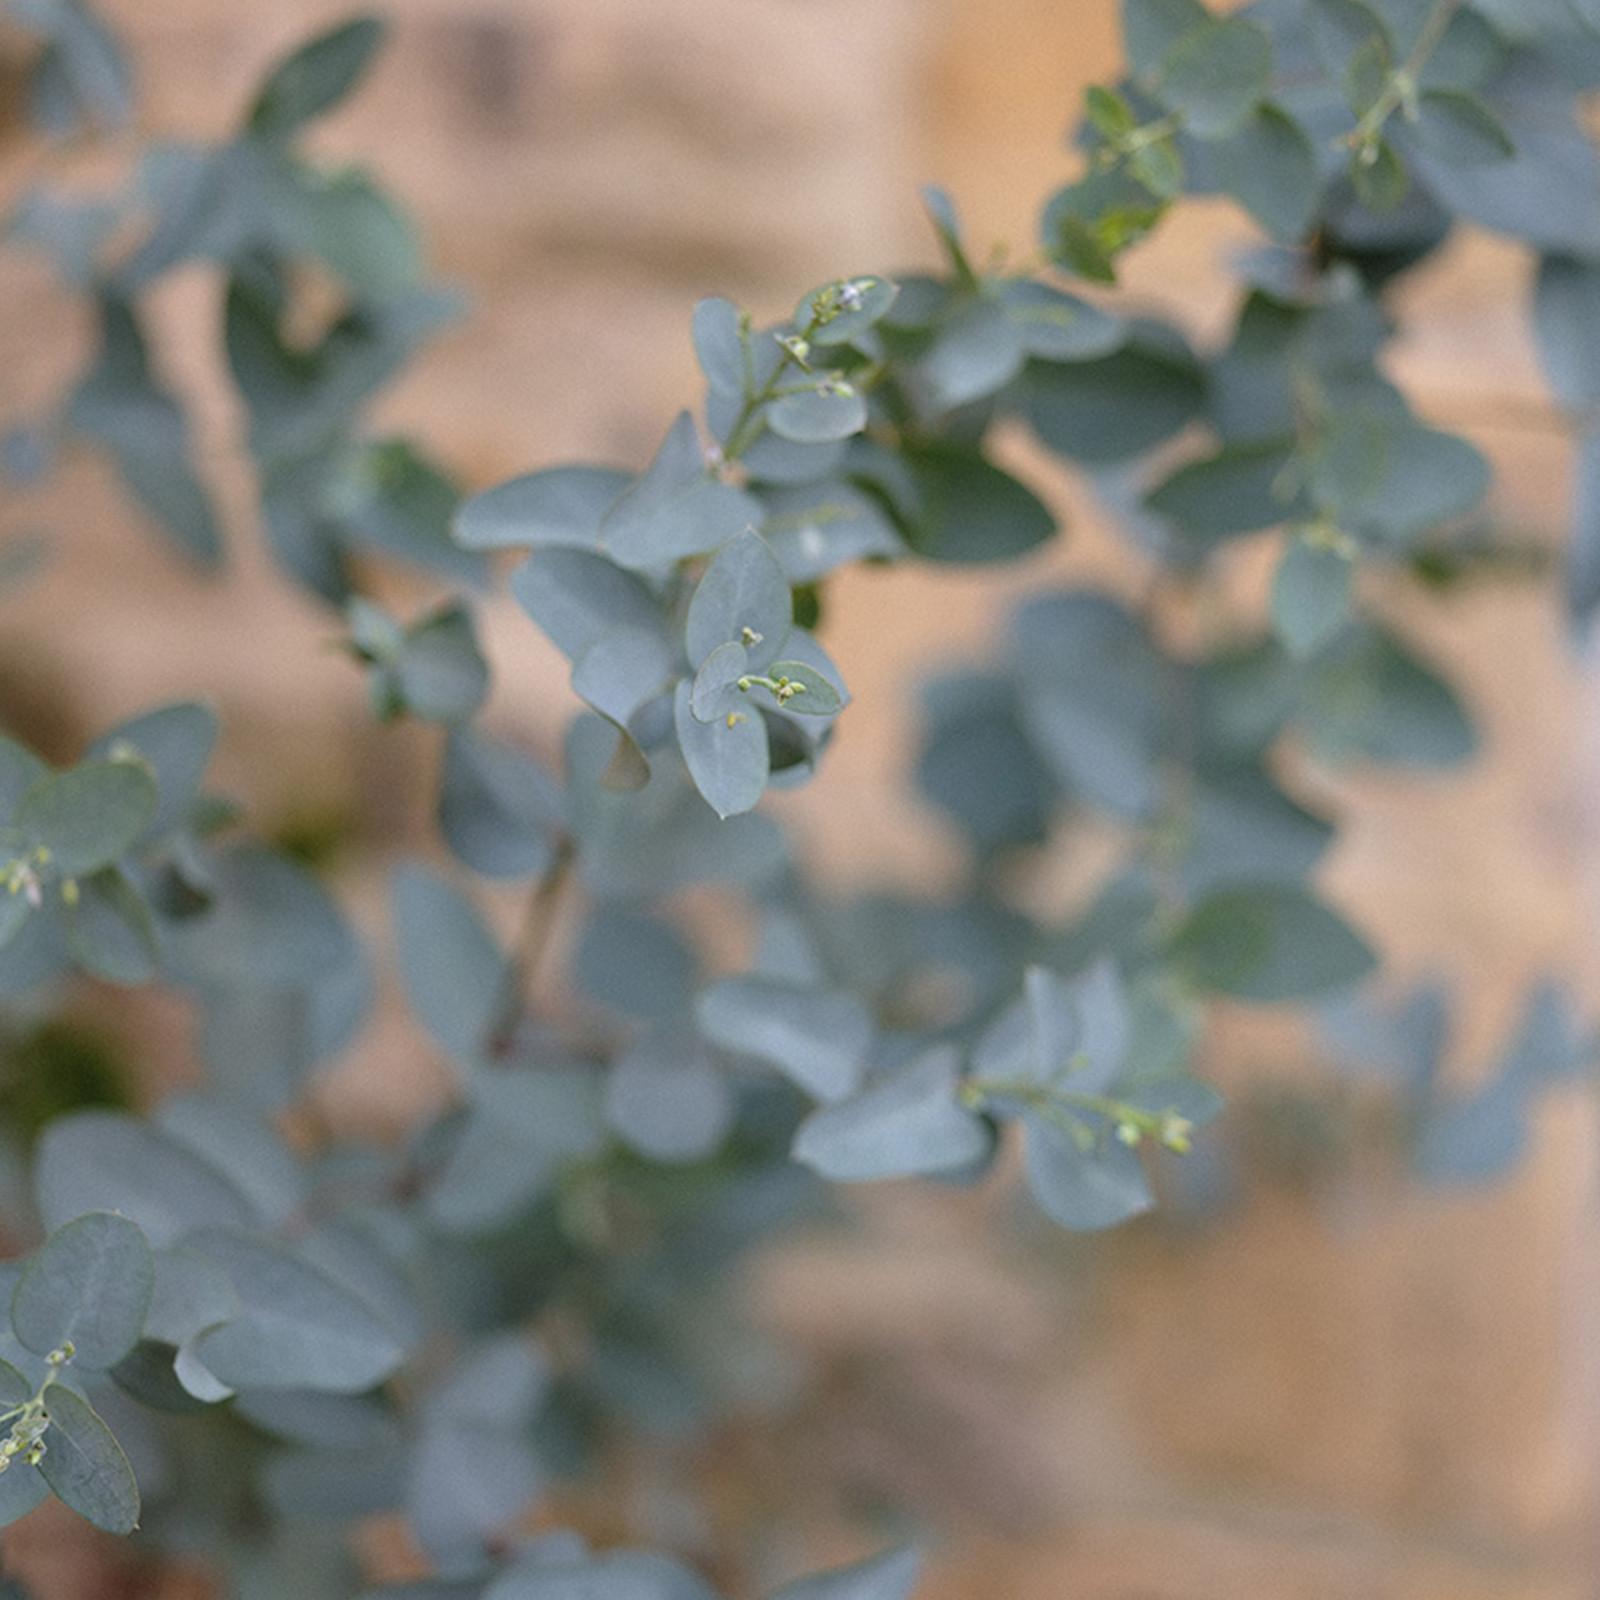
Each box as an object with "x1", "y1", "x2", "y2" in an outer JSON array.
[
  {"x1": 757, "y1": 481, "x2": 905, "y2": 581},
  {"x1": 691, "y1": 297, "x2": 746, "y2": 397},
  {"x1": 65, "y1": 867, "x2": 158, "y2": 984},
  {"x1": 899, "y1": 446, "x2": 1056, "y2": 563},
  {"x1": 510, "y1": 548, "x2": 665, "y2": 663},
  {"x1": 920, "y1": 184, "x2": 979, "y2": 287},
  {"x1": 1297, "y1": 624, "x2": 1475, "y2": 766},
  {"x1": 1271, "y1": 536, "x2": 1355, "y2": 658},
  {"x1": 1533, "y1": 255, "x2": 1600, "y2": 411},
  {"x1": 600, "y1": 413, "x2": 761, "y2": 568},
  {"x1": 605, "y1": 1030, "x2": 733, "y2": 1163},
  {"x1": 685, "y1": 529, "x2": 791, "y2": 670},
  {"x1": 1157, "y1": 17, "x2": 1272, "y2": 137},
  {"x1": 768, "y1": 384, "x2": 869, "y2": 445},
  {"x1": 392, "y1": 865, "x2": 504, "y2": 1070},
  {"x1": 18, "y1": 758, "x2": 156, "y2": 878},
  {"x1": 1012, "y1": 591, "x2": 1165, "y2": 819},
  {"x1": 791, "y1": 1047, "x2": 988, "y2": 1181},
  {"x1": 86, "y1": 701, "x2": 216, "y2": 841},
  {"x1": 38, "y1": 1385, "x2": 140, "y2": 1534},
  {"x1": 912, "y1": 298, "x2": 1026, "y2": 413},
  {"x1": 1565, "y1": 427, "x2": 1600, "y2": 628},
  {"x1": 575, "y1": 905, "x2": 697, "y2": 1023},
  {"x1": 190, "y1": 1229, "x2": 405, "y2": 1394},
  {"x1": 696, "y1": 975, "x2": 871, "y2": 1101},
  {"x1": 68, "y1": 297, "x2": 223, "y2": 566},
  {"x1": 1023, "y1": 1118, "x2": 1152, "y2": 1229},
  {"x1": 394, "y1": 603, "x2": 489, "y2": 724},
  {"x1": 1207, "y1": 103, "x2": 1321, "y2": 242},
  {"x1": 998, "y1": 280, "x2": 1123, "y2": 361},
  {"x1": 439, "y1": 728, "x2": 564, "y2": 881},
  {"x1": 690, "y1": 641, "x2": 750, "y2": 724},
  {"x1": 764, "y1": 660, "x2": 844, "y2": 717},
  {"x1": 571, "y1": 627, "x2": 676, "y2": 729},
  {"x1": 1410, "y1": 90, "x2": 1513, "y2": 167},
  {"x1": 1171, "y1": 884, "x2": 1377, "y2": 1001},
  {"x1": 796, "y1": 275, "x2": 900, "y2": 346},
  {"x1": 1021, "y1": 330, "x2": 1204, "y2": 463},
  {"x1": 1123, "y1": 0, "x2": 1208, "y2": 79},
  {"x1": 247, "y1": 16, "x2": 386, "y2": 140},
  {"x1": 0, "y1": 1450, "x2": 47, "y2": 1528},
  {"x1": 426, "y1": 1068, "x2": 605, "y2": 1232},
  {"x1": 155, "y1": 1097, "x2": 306, "y2": 1228},
  {"x1": 673, "y1": 680, "x2": 768, "y2": 819},
  {"x1": 12, "y1": 1212, "x2": 154, "y2": 1370},
  {"x1": 1146, "y1": 438, "x2": 1303, "y2": 544},
  {"x1": 454, "y1": 464, "x2": 630, "y2": 552},
  {"x1": 35, "y1": 1113, "x2": 253, "y2": 1246}
]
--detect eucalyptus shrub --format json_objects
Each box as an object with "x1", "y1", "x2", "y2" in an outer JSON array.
[{"x1": 1, "y1": 0, "x2": 1598, "y2": 1595}]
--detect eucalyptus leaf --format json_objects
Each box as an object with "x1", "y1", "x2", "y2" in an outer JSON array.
[
  {"x1": 605, "y1": 1030, "x2": 733, "y2": 1162},
  {"x1": 796, "y1": 275, "x2": 900, "y2": 345},
  {"x1": 690, "y1": 641, "x2": 750, "y2": 724},
  {"x1": 1410, "y1": 90, "x2": 1514, "y2": 167},
  {"x1": 600, "y1": 413, "x2": 761, "y2": 569},
  {"x1": 65, "y1": 867, "x2": 158, "y2": 984},
  {"x1": 190, "y1": 1228, "x2": 406, "y2": 1394},
  {"x1": 1171, "y1": 884, "x2": 1377, "y2": 1001},
  {"x1": 0, "y1": 1452, "x2": 48, "y2": 1529},
  {"x1": 1158, "y1": 16, "x2": 1272, "y2": 137},
  {"x1": 673, "y1": 680, "x2": 769, "y2": 819},
  {"x1": 757, "y1": 481, "x2": 905, "y2": 581},
  {"x1": 685, "y1": 529, "x2": 791, "y2": 670},
  {"x1": 455, "y1": 465, "x2": 630, "y2": 552},
  {"x1": 12, "y1": 1211, "x2": 154, "y2": 1370},
  {"x1": 38, "y1": 1384, "x2": 140, "y2": 1534},
  {"x1": 1124, "y1": 0, "x2": 1209, "y2": 79},
  {"x1": 791, "y1": 1047, "x2": 988, "y2": 1181},
  {"x1": 85, "y1": 701, "x2": 216, "y2": 841},
  {"x1": 1023, "y1": 1117, "x2": 1153, "y2": 1230},
  {"x1": 691, "y1": 297, "x2": 746, "y2": 398},
  {"x1": 17, "y1": 758, "x2": 156, "y2": 879},
  {"x1": 35, "y1": 1112, "x2": 254, "y2": 1246},
  {"x1": 764, "y1": 661, "x2": 844, "y2": 717},
  {"x1": 696, "y1": 976, "x2": 872, "y2": 1102},
  {"x1": 248, "y1": 16, "x2": 386, "y2": 140},
  {"x1": 510, "y1": 548, "x2": 665, "y2": 663},
  {"x1": 1147, "y1": 438, "x2": 1304, "y2": 544},
  {"x1": 1021, "y1": 330, "x2": 1204, "y2": 463},
  {"x1": 1207, "y1": 103, "x2": 1321, "y2": 242},
  {"x1": 998, "y1": 279, "x2": 1124, "y2": 360},
  {"x1": 1533, "y1": 255, "x2": 1600, "y2": 411},
  {"x1": 392, "y1": 864, "x2": 505, "y2": 1070},
  {"x1": 768, "y1": 384, "x2": 868, "y2": 445},
  {"x1": 898, "y1": 446, "x2": 1057, "y2": 563},
  {"x1": 1271, "y1": 536, "x2": 1355, "y2": 658},
  {"x1": 69, "y1": 296, "x2": 223, "y2": 565},
  {"x1": 911, "y1": 297, "x2": 1026, "y2": 413},
  {"x1": 438, "y1": 728, "x2": 564, "y2": 881},
  {"x1": 394, "y1": 603, "x2": 490, "y2": 724}
]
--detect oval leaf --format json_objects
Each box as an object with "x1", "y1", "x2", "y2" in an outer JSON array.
[
  {"x1": 39, "y1": 1385, "x2": 140, "y2": 1535},
  {"x1": 13, "y1": 1212, "x2": 155, "y2": 1371}
]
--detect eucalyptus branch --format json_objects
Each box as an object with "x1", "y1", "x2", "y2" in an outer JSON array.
[
  {"x1": 0, "y1": 1344, "x2": 72, "y2": 1475},
  {"x1": 721, "y1": 310, "x2": 827, "y2": 462},
  {"x1": 1347, "y1": 0, "x2": 1463, "y2": 156},
  {"x1": 959, "y1": 1073, "x2": 1195, "y2": 1153},
  {"x1": 485, "y1": 833, "x2": 576, "y2": 1060}
]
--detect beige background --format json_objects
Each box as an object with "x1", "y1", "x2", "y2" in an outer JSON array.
[{"x1": 2, "y1": 1, "x2": 1599, "y2": 1595}]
